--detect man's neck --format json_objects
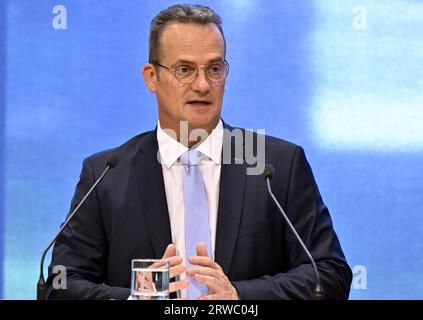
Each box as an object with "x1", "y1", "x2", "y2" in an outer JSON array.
[{"x1": 159, "y1": 120, "x2": 219, "y2": 148}]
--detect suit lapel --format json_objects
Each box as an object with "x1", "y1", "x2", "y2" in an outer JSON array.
[
  {"x1": 215, "y1": 125, "x2": 247, "y2": 275},
  {"x1": 132, "y1": 130, "x2": 172, "y2": 258}
]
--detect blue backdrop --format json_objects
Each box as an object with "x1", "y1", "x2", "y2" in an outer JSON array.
[{"x1": 2, "y1": 0, "x2": 423, "y2": 299}]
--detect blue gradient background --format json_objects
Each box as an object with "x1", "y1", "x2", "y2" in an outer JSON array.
[{"x1": 1, "y1": 0, "x2": 423, "y2": 299}]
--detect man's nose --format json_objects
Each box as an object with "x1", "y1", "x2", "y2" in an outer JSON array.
[{"x1": 190, "y1": 68, "x2": 211, "y2": 93}]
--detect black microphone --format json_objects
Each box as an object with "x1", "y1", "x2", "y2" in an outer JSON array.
[
  {"x1": 36, "y1": 152, "x2": 120, "y2": 300},
  {"x1": 263, "y1": 164, "x2": 323, "y2": 300}
]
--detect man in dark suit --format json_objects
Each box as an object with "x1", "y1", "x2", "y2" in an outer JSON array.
[{"x1": 47, "y1": 4, "x2": 352, "y2": 300}]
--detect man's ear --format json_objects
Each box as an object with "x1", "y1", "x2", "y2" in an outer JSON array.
[{"x1": 142, "y1": 63, "x2": 158, "y2": 93}]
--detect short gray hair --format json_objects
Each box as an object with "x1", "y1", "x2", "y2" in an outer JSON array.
[{"x1": 148, "y1": 4, "x2": 226, "y2": 63}]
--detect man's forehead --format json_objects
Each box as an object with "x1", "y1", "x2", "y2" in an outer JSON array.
[
  {"x1": 162, "y1": 22, "x2": 223, "y2": 40},
  {"x1": 159, "y1": 22, "x2": 225, "y2": 62}
]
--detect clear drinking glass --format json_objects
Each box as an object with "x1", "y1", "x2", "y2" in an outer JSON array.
[{"x1": 131, "y1": 259, "x2": 170, "y2": 300}]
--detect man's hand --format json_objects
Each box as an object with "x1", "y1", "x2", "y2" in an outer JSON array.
[
  {"x1": 186, "y1": 243, "x2": 240, "y2": 300},
  {"x1": 162, "y1": 244, "x2": 189, "y2": 298}
]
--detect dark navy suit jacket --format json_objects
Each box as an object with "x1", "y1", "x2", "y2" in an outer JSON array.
[{"x1": 47, "y1": 123, "x2": 352, "y2": 299}]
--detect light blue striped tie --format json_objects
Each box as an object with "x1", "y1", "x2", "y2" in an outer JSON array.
[{"x1": 180, "y1": 150, "x2": 212, "y2": 300}]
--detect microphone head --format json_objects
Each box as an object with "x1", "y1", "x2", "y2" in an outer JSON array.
[
  {"x1": 263, "y1": 164, "x2": 274, "y2": 179},
  {"x1": 106, "y1": 153, "x2": 120, "y2": 168}
]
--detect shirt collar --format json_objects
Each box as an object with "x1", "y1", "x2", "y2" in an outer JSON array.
[
  {"x1": 195, "y1": 120, "x2": 223, "y2": 165},
  {"x1": 157, "y1": 119, "x2": 223, "y2": 169}
]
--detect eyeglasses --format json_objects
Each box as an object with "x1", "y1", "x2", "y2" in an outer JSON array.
[{"x1": 152, "y1": 60, "x2": 229, "y2": 84}]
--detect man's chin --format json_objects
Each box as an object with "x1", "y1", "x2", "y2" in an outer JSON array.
[{"x1": 185, "y1": 115, "x2": 220, "y2": 131}]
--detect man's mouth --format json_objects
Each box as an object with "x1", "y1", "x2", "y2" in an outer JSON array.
[{"x1": 186, "y1": 99, "x2": 212, "y2": 106}]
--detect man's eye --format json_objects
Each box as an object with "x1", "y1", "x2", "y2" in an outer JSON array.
[
  {"x1": 208, "y1": 64, "x2": 223, "y2": 73},
  {"x1": 176, "y1": 66, "x2": 194, "y2": 74}
]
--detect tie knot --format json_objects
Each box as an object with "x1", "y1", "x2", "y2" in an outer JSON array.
[{"x1": 180, "y1": 150, "x2": 203, "y2": 166}]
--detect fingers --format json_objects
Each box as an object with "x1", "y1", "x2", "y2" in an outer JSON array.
[
  {"x1": 193, "y1": 272, "x2": 239, "y2": 300},
  {"x1": 169, "y1": 278, "x2": 189, "y2": 294},
  {"x1": 193, "y1": 274, "x2": 220, "y2": 292},
  {"x1": 196, "y1": 243, "x2": 209, "y2": 257},
  {"x1": 168, "y1": 255, "x2": 183, "y2": 267},
  {"x1": 186, "y1": 266, "x2": 217, "y2": 278},
  {"x1": 187, "y1": 254, "x2": 220, "y2": 283},
  {"x1": 189, "y1": 255, "x2": 216, "y2": 268},
  {"x1": 162, "y1": 244, "x2": 185, "y2": 279},
  {"x1": 165, "y1": 249, "x2": 188, "y2": 295},
  {"x1": 169, "y1": 263, "x2": 185, "y2": 279},
  {"x1": 162, "y1": 244, "x2": 177, "y2": 259},
  {"x1": 198, "y1": 294, "x2": 218, "y2": 300},
  {"x1": 185, "y1": 259, "x2": 238, "y2": 300},
  {"x1": 186, "y1": 262, "x2": 226, "y2": 294}
]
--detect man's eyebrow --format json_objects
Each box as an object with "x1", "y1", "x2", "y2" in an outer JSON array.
[
  {"x1": 208, "y1": 57, "x2": 224, "y2": 63},
  {"x1": 173, "y1": 59, "x2": 194, "y2": 65},
  {"x1": 173, "y1": 57, "x2": 224, "y2": 65}
]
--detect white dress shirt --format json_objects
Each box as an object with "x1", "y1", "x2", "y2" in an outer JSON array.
[{"x1": 157, "y1": 119, "x2": 223, "y2": 298}]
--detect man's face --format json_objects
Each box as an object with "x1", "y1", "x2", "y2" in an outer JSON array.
[{"x1": 144, "y1": 23, "x2": 226, "y2": 136}]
